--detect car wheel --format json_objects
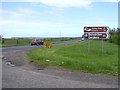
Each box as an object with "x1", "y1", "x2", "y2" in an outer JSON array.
[{"x1": 41, "y1": 42, "x2": 43, "y2": 45}]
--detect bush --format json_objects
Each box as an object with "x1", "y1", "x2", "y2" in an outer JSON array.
[{"x1": 109, "y1": 34, "x2": 119, "y2": 45}]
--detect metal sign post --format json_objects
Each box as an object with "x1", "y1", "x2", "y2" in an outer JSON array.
[
  {"x1": 84, "y1": 26, "x2": 110, "y2": 54},
  {"x1": 88, "y1": 39, "x2": 90, "y2": 52},
  {"x1": 102, "y1": 39, "x2": 104, "y2": 55}
]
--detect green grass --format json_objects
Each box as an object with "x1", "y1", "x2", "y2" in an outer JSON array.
[
  {"x1": 1, "y1": 38, "x2": 32, "y2": 47},
  {"x1": 28, "y1": 40, "x2": 118, "y2": 76}
]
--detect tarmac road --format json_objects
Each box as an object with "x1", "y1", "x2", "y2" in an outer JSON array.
[
  {"x1": 2, "y1": 41, "x2": 76, "y2": 52},
  {"x1": 1, "y1": 41, "x2": 119, "y2": 88}
]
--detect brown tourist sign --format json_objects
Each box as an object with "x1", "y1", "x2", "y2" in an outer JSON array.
[{"x1": 84, "y1": 26, "x2": 110, "y2": 39}]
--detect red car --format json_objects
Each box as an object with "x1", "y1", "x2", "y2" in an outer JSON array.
[{"x1": 31, "y1": 39, "x2": 44, "y2": 45}]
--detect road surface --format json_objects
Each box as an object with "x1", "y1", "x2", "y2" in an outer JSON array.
[{"x1": 1, "y1": 41, "x2": 118, "y2": 88}]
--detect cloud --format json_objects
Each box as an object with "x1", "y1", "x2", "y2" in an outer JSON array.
[
  {"x1": 1, "y1": 18, "x2": 81, "y2": 30},
  {"x1": 2, "y1": 8, "x2": 39, "y2": 21},
  {"x1": 1, "y1": 0, "x2": 92, "y2": 9},
  {"x1": 1, "y1": 0, "x2": 118, "y2": 10},
  {"x1": 1, "y1": 19, "x2": 81, "y2": 29},
  {"x1": 92, "y1": 0, "x2": 119, "y2": 2},
  {"x1": 37, "y1": 0, "x2": 92, "y2": 8},
  {"x1": 2, "y1": 10, "x2": 24, "y2": 18},
  {"x1": 36, "y1": 0, "x2": 119, "y2": 9},
  {"x1": 1, "y1": 19, "x2": 83, "y2": 37}
]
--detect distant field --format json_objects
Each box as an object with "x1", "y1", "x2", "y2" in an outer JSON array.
[
  {"x1": 1, "y1": 38, "x2": 76, "y2": 47},
  {"x1": 28, "y1": 40, "x2": 118, "y2": 76},
  {"x1": 1, "y1": 38, "x2": 32, "y2": 47}
]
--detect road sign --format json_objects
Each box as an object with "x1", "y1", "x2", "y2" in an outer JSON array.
[
  {"x1": 44, "y1": 41, "x2": 52, "y2": 48},
  {"x1": 84, "y1": 26, "x2": 110, "y2": 39}
]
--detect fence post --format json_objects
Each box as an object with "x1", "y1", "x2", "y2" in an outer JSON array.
[
  {"x1": 102, "y1": 39, "x2": 104, "y2": 55},
  {"x1": 2, "y1": 39, "x2": 4, "y2": 44},
  {"x1": 88, "y1": 39, "x2": 90, "y2": 52},
  {"x1": 17, "y1": 39, "x2": 19, "y2": 45}
]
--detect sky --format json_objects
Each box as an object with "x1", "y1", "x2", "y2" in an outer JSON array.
[{"x1": 0, "y1": 0, "x2": 119, "y2": 38}]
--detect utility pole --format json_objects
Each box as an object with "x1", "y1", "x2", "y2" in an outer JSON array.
[
  {"x1": 0, "y1": 35, "x2": 2, "y2": 44},
  {"x1": 59, "y1": 31, "x2": 61, "y2": 41}
]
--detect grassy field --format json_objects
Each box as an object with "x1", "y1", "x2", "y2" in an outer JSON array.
[
  {"x1": 1, "y1": 38, "x2": 32, "y2": 47},
  {"x1": 28, "y1": 40, "x2": 118, "y2": 76},
  {"x1": 1, "y1": 38, "x2": 76, "y2": 47}
]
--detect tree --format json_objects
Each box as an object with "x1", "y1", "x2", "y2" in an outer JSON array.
[{"x1": 117, "y1": 28, "x2": 120, "y2": 34}]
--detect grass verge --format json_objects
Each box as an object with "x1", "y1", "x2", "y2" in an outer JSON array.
[{"x1": 28, "y1": 40, "x2": 118, "y2": 76}]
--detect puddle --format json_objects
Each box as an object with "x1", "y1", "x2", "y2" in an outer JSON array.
[
  {"x1": 37, "y1": 68, "x2": 44, "y2": 70},
  {"x1": 2, "y1": 57, "x2": 7, "y2": 60},
  {"x1": 5, "y1": 61, "x2": 16, "y2": 67}
]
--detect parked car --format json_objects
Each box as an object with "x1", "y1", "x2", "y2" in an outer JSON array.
[{"x1": 31, "y1": 39, "x2": 44, "y2": 45}]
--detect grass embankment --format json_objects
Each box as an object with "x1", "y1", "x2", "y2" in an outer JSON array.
[{"x1": 28, "y1": 40, "x2": 118, "y2": 75}]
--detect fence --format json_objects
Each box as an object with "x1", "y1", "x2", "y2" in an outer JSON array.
[{"x1": 1, "y1": 38, "x2": 32, "y2": 46}]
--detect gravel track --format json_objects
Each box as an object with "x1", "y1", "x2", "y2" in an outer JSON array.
[{"x1": 2, "y1": 50, "x2": 118, "y2": 88}]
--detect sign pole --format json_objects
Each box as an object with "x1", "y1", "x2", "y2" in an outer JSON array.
[
  {"x1": 88, "y1": 39, "x2": 90, "y2": 52},
  {"x1": 84, "y1": 26, "x2": 110, "y2": 54},
  {"x1": 102, "y1": 39, "x2": 104, "y2": 55}
]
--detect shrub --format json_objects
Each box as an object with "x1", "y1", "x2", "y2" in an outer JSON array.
[{"x1": 109, "y1": 34, "x2": 119, "y2": 45}]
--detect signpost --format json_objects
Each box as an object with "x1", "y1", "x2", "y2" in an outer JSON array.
[
  {"x1": 83, "y1": 26, "x2": 110, "y2": 54},
  {"x1": 84, "y1": 26, "x2": 110, "y2": 40}
]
